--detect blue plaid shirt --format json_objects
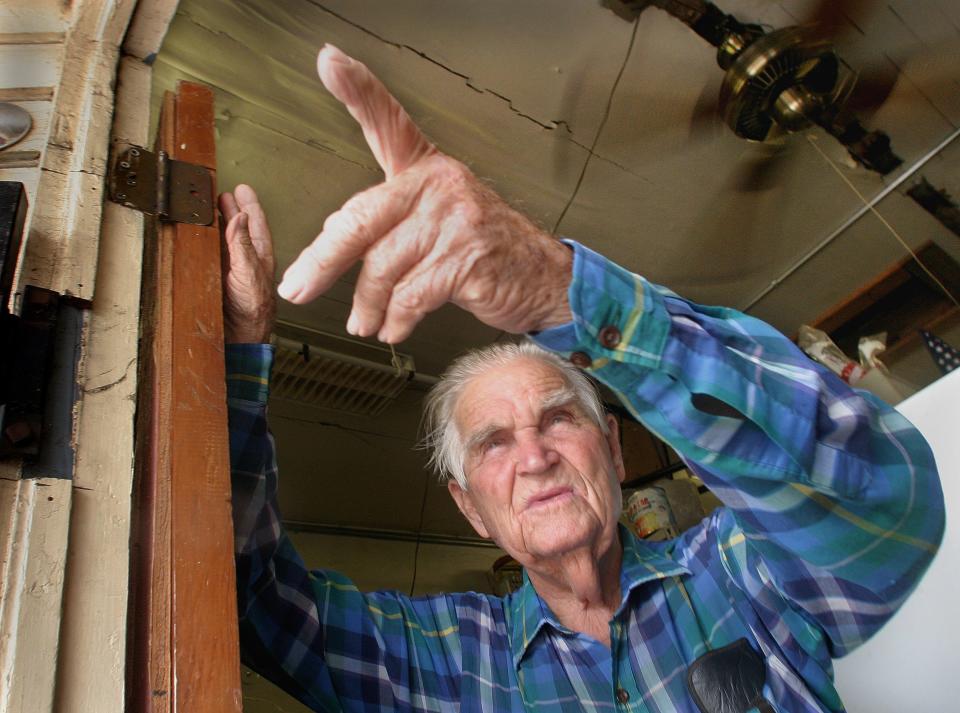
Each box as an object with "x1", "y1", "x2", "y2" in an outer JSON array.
[{"x1": 228, "y1": 241, "x2": 944, "y2": 712}]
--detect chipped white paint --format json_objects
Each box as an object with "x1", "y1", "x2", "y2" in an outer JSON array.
[
  {"x1": 0, "y1": 8, "x2": 73, "y2": 713},
  {"x1": 14, "y1": 0, "x2": 138, "y2": 304},
  {"x1": 52, "y1": 55, "x2": 153, "y2": 713},
  {"x1": 0, "y1": 478, "x2": 71, "y2": 713},
  {"x1": 0, "y1": 2, "x2": 176, "y2": 713},
  {"x1": 0, "y1": 1, "x2": 68, "y2": 35}
]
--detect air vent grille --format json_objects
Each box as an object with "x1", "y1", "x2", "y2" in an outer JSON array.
[{"x1": 270, "y1": 326, "x2": 418, "y2": 416}]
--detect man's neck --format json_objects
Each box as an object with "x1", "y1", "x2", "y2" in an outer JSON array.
[{"x1": 525, "y1": 534, "x2": 624, "y2": 647}]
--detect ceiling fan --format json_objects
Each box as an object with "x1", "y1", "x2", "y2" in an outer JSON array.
[
  {"x1": 603, "y1": 0, "x2": 904, "y2": 175},
  {"x1": 597, "y1": 0, "x2": 959, "y2": 304}
]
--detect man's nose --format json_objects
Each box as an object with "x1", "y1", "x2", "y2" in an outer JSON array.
[{"x1": 515, "y1": 431, "x2": 559, "y2": 475}]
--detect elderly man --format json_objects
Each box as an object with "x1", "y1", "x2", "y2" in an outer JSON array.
[{"x1": 223, "y1": 46, "x2": 944, "y2": 712}]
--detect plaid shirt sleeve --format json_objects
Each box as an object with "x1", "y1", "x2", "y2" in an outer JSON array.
[
  {"x1": 227, "y1": 344, "x2": 494, "y2": 712},
  {"x1": 532, "y1": 240, "x2": 946, "y2": 659}
]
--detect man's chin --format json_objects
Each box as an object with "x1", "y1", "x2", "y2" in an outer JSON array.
[{"x1": 522, "y1": 522, "x2": 597, "y2": 561}]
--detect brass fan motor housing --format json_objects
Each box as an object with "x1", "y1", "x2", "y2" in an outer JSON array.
[{"x1": 719, "y1": 27, "x2": 847, "y2": 142}]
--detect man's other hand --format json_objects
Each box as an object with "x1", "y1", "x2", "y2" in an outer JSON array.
[
  {"x1": 219, "y1": 184, "x2": 277, "y2": 344},
  {"x1": 277, "y1": 44, "x2": 573, "y2": 344}
]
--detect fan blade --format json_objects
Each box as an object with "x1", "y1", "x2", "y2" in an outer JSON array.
[
  {"x1": 687, "y1": 79, "x2": 724, "y2": 140},
  {"x1": 803, "y1": 0, "x2": 877, "y2": 40},
  {"x1": 730, "y1": 143, "x2": 790, "y2": 194},
  {"x1": 844, "y1": 57, "x2": 900, "y2": 116}
]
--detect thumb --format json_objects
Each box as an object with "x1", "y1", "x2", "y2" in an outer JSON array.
[{"x1": 317, "y1": 44, "x2": 435, "y2": 178}]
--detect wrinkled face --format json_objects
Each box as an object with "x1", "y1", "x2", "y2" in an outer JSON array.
[{"x1": 447, "y1": 357, "x2": 625, "y2": 569}]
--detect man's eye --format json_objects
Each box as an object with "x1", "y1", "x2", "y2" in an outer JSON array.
[
  {"x1": 549, "y1": 411, "x2": 573, "y2": 425},
  {"x1": 482, "y1": 438, "x2": 504, "y2": 453}
]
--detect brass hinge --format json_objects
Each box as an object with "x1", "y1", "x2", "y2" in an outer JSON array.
[{"x1": 108, "y1": 144, "x2": 214, "y2": 225}]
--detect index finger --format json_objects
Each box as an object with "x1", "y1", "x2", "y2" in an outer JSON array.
[
  {"x1": 317, "y1": 44, "x2": 435, "y2": 178},
  {"x1": 277, "y1": 170, "x2": 419, "y2": 303}
]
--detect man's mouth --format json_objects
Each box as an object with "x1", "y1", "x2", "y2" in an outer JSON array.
[{"x1": 525, "y1": 487, "x2": 575, "y2": 511}]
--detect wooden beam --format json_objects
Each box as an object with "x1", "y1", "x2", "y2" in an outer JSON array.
[
  {"x1": 808, "y1": 251, "x2": 917, "y2": 336},
  {"x1": 131, "y1": 88, "x2": 176, "y2": 713},
  {"x1": 0, "y1": 87, "x2": 55, "y2": 102},
  {"x1": 0, "y1": 33, "x2": 65, "y2": 45},
  {"x1": 123, "y1": 0, "x2": 179, "y2": 62},
  {"x1": 167, "y1": 80, "x2": 242, "y2": 713},
  {"x1": 131, "y1": 81, "x2": 242, "y2": 713}
]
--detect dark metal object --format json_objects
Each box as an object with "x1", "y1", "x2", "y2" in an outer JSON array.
[
  {"x1": 0, "y1": 183, "x2": 84, "y2": 469},
  {"x1": 21, "y1": 300, "x2": 83, "y2": 478},
  {"x1": 908, "y1": 177, "x2": 960, "y2": 239},
  {"x1": 715, "y1": 26, "x2": 902, "y2": 173},
  {"x1": 108, "y1": 144, "x2": 214, "y2": 225},
  {"x1": 0, "y1": 287, "x2": 59, "y2": 458},
  {"x1": 718, "y1": 28, "x2": 845, "y2": 141},
  {"x1": 0, "y1": 103, "x2": 32, "y2": 151},
  {"x1": 602, "y1": 2, "x2": 764, "y2": 68},
  {"x1": 0, "y1": 182, "x2": 27, "y2": 308},
  {"x1": 687, "y1": 638, "x2": 774, "y2": 713},
  {"x1": 820, "y1": 109, "x2": 902, "y2": 174}
]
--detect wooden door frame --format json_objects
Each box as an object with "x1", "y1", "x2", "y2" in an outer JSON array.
[
  {"x1": 1, "y1": 3, "x2": 184, "y2": 713},
  {"x1": 2, "y1": 3, "x2": 245, "y2": 710},
  {"x1": 128, "y1": 80, "x2": 243, "y2": 713}
]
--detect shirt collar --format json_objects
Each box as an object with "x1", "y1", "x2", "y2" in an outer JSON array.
[{"x1": 508, "y1": 524, "x2": 690, "y2": 668}]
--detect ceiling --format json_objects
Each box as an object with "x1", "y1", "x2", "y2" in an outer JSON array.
[{"x1": 151, "y1": 0, "x2": 960, "y2": 538}]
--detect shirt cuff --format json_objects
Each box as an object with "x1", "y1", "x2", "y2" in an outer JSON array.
[
  {"x1": 529, "y1": 240, "x2": 669, "y2": 371},
  {"x1": 225, "y1": 343, "x2": 275, "y2": 404}
]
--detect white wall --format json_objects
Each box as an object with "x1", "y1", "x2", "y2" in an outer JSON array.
[{"x1": 834, "y1": 368, "x2": 959, "y2": 709}]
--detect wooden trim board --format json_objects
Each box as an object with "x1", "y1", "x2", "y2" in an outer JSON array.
[{"x1": 129, "y1": 80, "x2": 243, "y2": 713}]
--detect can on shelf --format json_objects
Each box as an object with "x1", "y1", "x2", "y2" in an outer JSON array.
[{"x1": 624, "y1": 486, "x2": 677, "y2": 540}]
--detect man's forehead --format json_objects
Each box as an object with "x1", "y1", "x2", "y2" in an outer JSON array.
[{"x1": 454, "y1": 359, "x2": 573, "y2": 431}]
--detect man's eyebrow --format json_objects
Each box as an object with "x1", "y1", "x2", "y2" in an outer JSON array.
[
  {"x1": 464, "y1": 388, "x2": 580, "y2": 452},
  {"x1": 464, "y1": 424, "x2": 505, "y2": 452},
  {"x1": 540, "y1": 388, "x2": 578, "y2": 414}
]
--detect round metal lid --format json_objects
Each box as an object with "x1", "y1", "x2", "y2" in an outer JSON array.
[{"x1": 0, "y1": 103, "x2": 33, "y2": 151}]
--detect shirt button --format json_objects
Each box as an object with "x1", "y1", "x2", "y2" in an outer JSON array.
[
  {"x1": 569, "y1": 351, "x2": 592, "y2": 369},
  {"x1": 616, "y1": 688, "x2": 630, "y2": 704},
  {"x1": 599, "y1": 325, "x2": 622, "y2": 348}
]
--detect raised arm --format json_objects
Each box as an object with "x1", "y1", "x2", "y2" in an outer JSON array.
[
  {"x1": 530, "y1": 242, "x2": 945, "y2": 658},
  {"x1": 221, "y1": 186, "x2": 491, "y2": 711}
]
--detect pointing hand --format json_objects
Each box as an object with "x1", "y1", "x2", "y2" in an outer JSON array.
[{"x1": 278, "y1": 45, "x2": 572, "y2": 344}]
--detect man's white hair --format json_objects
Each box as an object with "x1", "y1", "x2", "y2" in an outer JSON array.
[{"x1": 421, "y1": 341, "x2": 608, "y2": 489}]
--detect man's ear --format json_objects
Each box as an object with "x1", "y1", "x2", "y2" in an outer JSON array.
[
  {"x1": 604, "y1": 413, "x2": 626, "y2": 484},
  {"x1": 447, "y1": 480, "x2": 491, "y2": 539}
]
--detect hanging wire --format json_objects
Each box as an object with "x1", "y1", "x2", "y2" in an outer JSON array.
[
  {"x1": 553, "y1": 16, "x2": 641, "y2": 234},
  {"x1": 389, "y1": 342, "x2": 405, "y2": 377},
  {"x1": 806, "y1": 134, "x2": 960, "y2": 308},
  {"x1": 408, "y1": 468, "x2": 431, "y2": 596},
  {"x1": 385, "y1": 339, "x2": 427, "y2": 595}
]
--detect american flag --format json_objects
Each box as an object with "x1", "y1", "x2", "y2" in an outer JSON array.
[{"x1": 920, "y1": 330, "x2": 960, "y2": 375}]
